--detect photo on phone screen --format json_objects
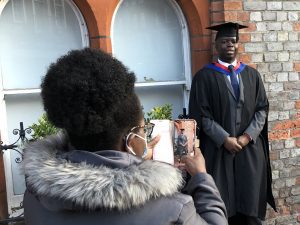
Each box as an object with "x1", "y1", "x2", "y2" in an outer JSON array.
[
  {"x1": 150, "y1": 119, "x2": 197, "y2": 165},
  {"x1": 173, "y1": 119, "x2": 197, "y2": 165}
]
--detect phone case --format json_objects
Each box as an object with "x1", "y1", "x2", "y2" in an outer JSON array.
[{"x1": 150, "y1": 120, "x2": 175, "y2": 165}]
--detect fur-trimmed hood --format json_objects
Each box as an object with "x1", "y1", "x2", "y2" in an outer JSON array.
[{"x1": 23, "y1": 133, "x2": 184, "y2": 211}]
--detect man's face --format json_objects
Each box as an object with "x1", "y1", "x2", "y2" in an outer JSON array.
[{"x1": 215, "y1": 37, "x2": 238, "y2": 63}]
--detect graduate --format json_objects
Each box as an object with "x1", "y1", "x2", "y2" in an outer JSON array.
[{"x1": 189, "y1": 22, "x2": 276, "y2": 225}]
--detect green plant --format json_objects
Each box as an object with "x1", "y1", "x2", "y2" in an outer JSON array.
[
  {"x1": 30, "y1": 114, "x2": 59, "y2": 140},
  {"x1": 146, "y1": 104, "x2": 173, "y2": 120}
]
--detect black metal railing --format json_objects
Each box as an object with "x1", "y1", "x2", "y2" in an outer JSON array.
[
  {"x1": 1, "y1": 122, "x2": 32, "y2": 163},
  {"x1": 0, "y1": 122, "x2": 31, "y2": 224}
]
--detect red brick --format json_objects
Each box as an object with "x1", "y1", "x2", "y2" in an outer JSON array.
[
  {"x1": 191, "y1": 36, "x2": 211, "y2": 51},
  {"x1": 296, "y1": 120, "x2": 300, "y2": 128},
  {"x1": 191, "y1": 50, "x2": 211, "y2": 75},
  {"x1": 224, "y1": 1, "x2": 242, "y2": 10},
  {"x1": 177, "y1": 0, "x2": 210, "y2": 36},
  {"x1": 212, "y1": 12, "x2": 224, "y2": 23},
  {"x1": 239, "y1": 33, "x2": 251, "y2": 43},
  {"x1": 291, "y1": 129, "x2": 300, "y2": 138},
  {"x1": 245, "y1": 23, "x2": 256, "y2": 32},
  {"x1": 296, "y1": 101, "x2": 300, "y2": 109},
  {"x1": 272, "y1": 120, "x2": 300, "y2": 130},
  {"x1": 211, "y1": 1, "x2": 224, "y2": 12},
  {"x1": 224, "y1": 11, "x2": 237, "y2": 21},
  {"x1": 294, "y1": 22, "x2": 300, "y2": 31},
  {"x1": 268, "y1": 130, "x2": 289, "y2": 140},
  {"x1": 237, "y1": 12, "x2": 250, "y2": 21},
  {"x1": 295, "y1": 62, "x2": 300, "y2": 72},
  {"x1": 239, "y1": 54, "x2": 251, "y2": 63},
  {"x1": 279, "y1": 205, "x2": 291, "y2": 216},
  {"x1": 238, "y1": 43, "x2": 244, "y2": 53}
]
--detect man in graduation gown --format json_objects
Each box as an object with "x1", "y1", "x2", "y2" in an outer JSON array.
[{"x1": 189, "y1": 22, "x2": 276, "y2": 225}]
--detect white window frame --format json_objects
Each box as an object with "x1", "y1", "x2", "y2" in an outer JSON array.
[
  {"x1": 111, "y1": 0, "x2": 192, "y2": 109},
  {"x1": 0, "y1": 0, "x2": 89, "y2": 216}
]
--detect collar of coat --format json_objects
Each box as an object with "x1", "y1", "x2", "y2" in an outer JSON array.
[
  {"x1": 205, "y1": 61, "x2": 246, "y2": 75},
  {"x1": 23, "y1": 133, "x2": 184, "y2": 211}
]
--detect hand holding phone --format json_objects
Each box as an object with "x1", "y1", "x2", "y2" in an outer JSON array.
[
  {"x1": 180, "y1": 147, "x2": 206, "y2": 176},
  {"x1": 151, "y1": 119, "x2": 197, "y2": 166}
]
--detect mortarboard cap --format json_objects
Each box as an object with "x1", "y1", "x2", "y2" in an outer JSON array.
[{"x1": 206, "y1": 22, "x2": 248, "y2": 42}]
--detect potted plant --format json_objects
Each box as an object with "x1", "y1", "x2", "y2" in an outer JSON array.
[
  {"x1": 30, "y1": 113, "x2": 59, "y2": 141},
  {"x1": 146, "y1": 103, "x2": 173, "y2": 121}
]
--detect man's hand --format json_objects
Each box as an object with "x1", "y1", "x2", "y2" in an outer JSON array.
[
  {"x1": 181, "y1": 148, "x2": 206, "y2": 176},
  {"x1": 223, "y1": 137, "x2": 242, "y2": 154},
  {"x1": 237, "y1": 134, "x2": 250, "y2": 148},
  {"x1": 144, "y1": 135, "x2": 160, "y2": 160}
]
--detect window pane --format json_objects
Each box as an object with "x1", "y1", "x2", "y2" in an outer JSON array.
[
  {"x1": 136, "y1": 85, "x2": 184, "y2": 119},
  {"x1": 112, "y1": 0, "x2": 184, "y2": 83},
  {"x1": 0, "y1": 0, "x2": 84, "y2": 89}
]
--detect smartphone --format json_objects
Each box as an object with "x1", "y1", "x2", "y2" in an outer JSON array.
[{"x1": 150, "y1": 119, "x2": 197, "y2": 165}]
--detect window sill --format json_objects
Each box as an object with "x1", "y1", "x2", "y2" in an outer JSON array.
[
  {"x1": 1, "y1": 80, "x2": 189, "y2": 96},
  {"x1": 135, "y1": 80, "x2": 186, "y2": 87},
  {"x1": 2, "y1": 88, "x2": 41, "y2": 95}
]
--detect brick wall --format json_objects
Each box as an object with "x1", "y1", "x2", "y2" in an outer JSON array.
[{"x1": 211, "y1": 1, "x2": 300, "y2": 224}]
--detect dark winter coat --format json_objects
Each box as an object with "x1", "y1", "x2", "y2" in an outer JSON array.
[{"x1": 23, "y1": 133, "x2": 227, "y2": 225}]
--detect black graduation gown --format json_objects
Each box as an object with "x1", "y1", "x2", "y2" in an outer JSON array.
[{"x1": 189, "y1": 64, "x2": 276, "y2": 219}]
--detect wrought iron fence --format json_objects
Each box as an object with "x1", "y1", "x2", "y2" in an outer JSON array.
[{"x1": 0, "y1": 122, "x2": 31, "y2": 224}]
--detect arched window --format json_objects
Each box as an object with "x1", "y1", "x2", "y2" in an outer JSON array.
[
  {"x1": 0, "y1": 0, "x2": 88, "y2": 216},
  {"x1": 111, "y1": 0, "x2": 191, "y2": 118}
]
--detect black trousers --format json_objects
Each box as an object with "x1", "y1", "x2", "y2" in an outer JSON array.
[{"x1": 228, "y1": 213, "x2": 264, "y2": 225}]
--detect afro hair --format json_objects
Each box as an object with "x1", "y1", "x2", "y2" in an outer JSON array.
[{"x1": 41, "y1": 48, "x2": 142, "y2": 151}]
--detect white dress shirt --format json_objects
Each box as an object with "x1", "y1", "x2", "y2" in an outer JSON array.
[{"x1": 218, "y1": 58, "x2": 239, "y2": 84}]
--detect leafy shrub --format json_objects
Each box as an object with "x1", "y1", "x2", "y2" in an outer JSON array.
[
  {"x1": 146, "y1": 104, "x2": 173, "y2": 120},
  {"x1": 30, "y1": 114, "x2": 59, "y2": 140}
]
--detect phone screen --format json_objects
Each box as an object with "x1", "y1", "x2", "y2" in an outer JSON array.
[{"x1": 173, "y1": 119, "x2": 197, "y2": 165}]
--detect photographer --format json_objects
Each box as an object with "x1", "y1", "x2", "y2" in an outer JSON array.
[{"x1": 23, "y1": 48, "x2": 227, "y2": 225}]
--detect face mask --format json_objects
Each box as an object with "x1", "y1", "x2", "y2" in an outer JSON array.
[{"x1": 125, "y1": 132, "x2": 148, "y2": 159}]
